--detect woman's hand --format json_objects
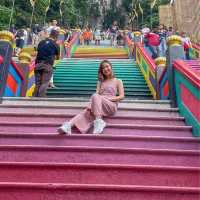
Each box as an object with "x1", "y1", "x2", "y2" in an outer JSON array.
[{"x1": 106, "y1": 96, "x2": 115, "y2": 102}]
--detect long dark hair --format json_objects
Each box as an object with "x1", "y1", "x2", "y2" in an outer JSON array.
[{"x1": 98, "y1": 60, "x2": 115, "y2": 82}]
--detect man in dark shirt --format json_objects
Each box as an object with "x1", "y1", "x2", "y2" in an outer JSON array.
[{"x1": 34, "y1": 30, "x2": 60, "y2": 97}]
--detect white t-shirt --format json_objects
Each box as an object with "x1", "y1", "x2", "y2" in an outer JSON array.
[{"x1": 46, "y1": 26, "x2": 60, "y2": 35}]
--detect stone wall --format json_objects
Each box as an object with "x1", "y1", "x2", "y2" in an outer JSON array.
[
  {"x1": 159, "y1": 0, "x2": 200, "y2": 42},
  {"x1": 159, "y1": 5, "x2": 173, "y2": 28}
]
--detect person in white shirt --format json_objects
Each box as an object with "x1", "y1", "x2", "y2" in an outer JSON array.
[
  {"x1": 94, "y1": 28, "x2": 101, "y2": 45},
  {"x1": 46, "y1": 20, "x2": 60, "y2": 35}
]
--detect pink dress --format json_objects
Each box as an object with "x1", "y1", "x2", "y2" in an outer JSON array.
[{"x1": 70, "y1": 78, "x2": 119, "y2": 133}]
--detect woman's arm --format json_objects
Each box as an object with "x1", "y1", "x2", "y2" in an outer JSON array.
[
  {"x1": 109, "y1": 79, "x2": 125, "y2": 102},
  {"x1": 96, "y1": 81, "x2": 101, "y2": 94}
]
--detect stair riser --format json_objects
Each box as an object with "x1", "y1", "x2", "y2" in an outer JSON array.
[
  {"x1": 53, "y1": 78, "x2": 146, "y2": 81},
  {"x1": 0, "y1": 188, "x2": 199, "y2": 200},
  {"x1": 1, "y1": 136, "x2": 199, "y2": 150},
  {"x1": 56, "y1": 70, "x2": 139, "y2": 73},
  {"x1": 0, "y1": 166, "x2": 198, "y2": 187},
  {"x1": 0, "y1": 148, "x2": 198, "y2": 167},
  {"x1": 0, "y1": 125, "x2": 192, "y2": 137},
  {"x1": 47, "y1": 94, "x2": 153, "y2": 99},
  {"x1": 0, "y1": 107, "x2": 181, "y2": 117},
  {"x1": 51, "y1": 85, "x2": 149, "y2": 90},
  {"x1": 0, "y1": 116, "x2": 185, "y2": 126},
  {"x1": 1, "y1": 100, "x2": 172, "y2": 109},
  {"x1": 0, "y1": 126, "x2": 192, "y2": 137},
  {"x1": 73, "y1": 56, "x2": 129, "y2": 58},
  {"x1": 53, "y1": 82, "x2": 148, "y2": 86},
  {"x1": 47, "y1": 89, "x2": 150, "y2": 93}
]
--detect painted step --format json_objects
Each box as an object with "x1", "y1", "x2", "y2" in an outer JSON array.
[
  {"x1": 47, "y1": 88, "x2": 151, "y2": 94},
  {"x1": 52, "y1": 77, "x2": 146, "y2": 81},
  {"x1": 56, "y1": 66, "x2": 140, "y2": 70},
  {"x1": 53, "y1": 81, "x2": 148, "y2": 86},
  {"x1": 56, "y1": 67, "x2": 139, "y2": 70},
  {"x1": 0, "y1": 183, "x2": 199, "y2": 200},
  {"x1": 46, "y1": 92, "x2": 152, "y2": 99},
  {"x1": 0, "y1": 162, "x2": 199, "y2": 187},
  {"x1": 1, "y1": 133, "x2": 199, "y2": 150},
  {"x1": 51, "y1": 84, "x2": 149, "y2": 90},
  {"x1": 73, "y1": 55, "x2": 129, "y2": 59},
  {"x1": 54, "y1": 69, "x2": 143, "y2": 77},
  {"x1": 0, "y1": 123, "x2": 192, "y2": 137},
  {"x1": 54, "y1": 74, "x2": 144, "y2": 79},
  {"x1": 0, "y1": 105, "x2": 181, "y2": 117},
  {"x1": 73, "y1": 52, "x2": 128, "y2": 54},
  {"x1": 0, "y1": 113, "x2": 186, "y2": 126},
  {"x1": 1, "y1": 98, "x2": 171, "y2": 107},
  {"x1": 0, "y1": 145, "x2": 199, "y2": 167}
]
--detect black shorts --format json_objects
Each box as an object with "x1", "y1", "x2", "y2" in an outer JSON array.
[{"x1": 16, "y1": 39, "x2": 24, "y2": 48}]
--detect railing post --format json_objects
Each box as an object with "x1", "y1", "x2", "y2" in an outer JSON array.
[
  {"x1": 18, "y1": 52, "x2": 32, "y2": 97},
  {"x1": 166, "y1": 35, "x2": 185, "y2": 107},
  {"x1": 132, "y1": 32, "x2": 142, "y2": 60},
  {"x1": 154, "y1": 57, "x2": 167, "y2": 99},
  {"x1": 0, "y1": 31, "x2": 14, "y2": 99}
]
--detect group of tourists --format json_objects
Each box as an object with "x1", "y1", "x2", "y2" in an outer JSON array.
[
  {"x1": 129, "y1": 24, "x2": 192, "y2": 60},
  {"x1": 10, "y1": 20, "x2": 73, "y2": 56},
  {"x1": 79, "y1": 21, "x2": 125, "y2": 47}
]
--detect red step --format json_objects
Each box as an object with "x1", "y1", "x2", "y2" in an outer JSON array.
[
  {"x1": 1, "y1": 133, "x2": 199, "y2": 150},
  {"x1": 0, "y1": 162, "x2": 199, "y2": 187},
  {"x1": 0, "y1": 145, "x2": 199, "y2": 167},
  {"x1": 0, "y1": 183, "x2": 199, "y2": 200}
]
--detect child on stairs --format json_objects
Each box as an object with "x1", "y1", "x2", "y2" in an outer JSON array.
[{"x1": 58, "y1": 60, "x2": 125, "y2": 135}]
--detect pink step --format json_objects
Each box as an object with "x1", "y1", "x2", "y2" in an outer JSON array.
[
  {"x1": 0, "y1": 114, "x2": 186, "y2": 126},
  {"x1": 0, "y1": 162, "x2": 199, "y2": 187},
  {"x1": 0, "y1": 122, "x2": 192, "y2": 137},
  {"x1": 0, "y1": 145, "x2": 199, "y2": 167},
  {"x1": 1, "y1": 133, "x2": 199, "y2": 150},
  {"x1": 0, "y1": 106, "x2": 181, "y2": 117},
  {"x1": 0, "y1": 183, "x2": 199, "y2": 200}
]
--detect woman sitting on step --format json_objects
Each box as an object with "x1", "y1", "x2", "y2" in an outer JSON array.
[{"x1": 58, "y1": 60, "x2": 125, "y2": 135}]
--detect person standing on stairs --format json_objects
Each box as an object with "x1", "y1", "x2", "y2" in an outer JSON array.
[
  {"x1": 33, "y1": 30, "x2": 60, "y2": 97},
  {"x1": 109, "y1": 21, "x2": 119, "y2": 46},
  {"x1": 58, "y1": 60, "x2": 125, "y2": 135}
]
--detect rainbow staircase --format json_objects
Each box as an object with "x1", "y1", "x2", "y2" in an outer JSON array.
[
  {"x1": 73, "y1": 46, "x2": 129, "y2": 59},
  {"x1": 0, "y1": 97, "x2": 199, "y2": 199},
  {"x1": 47, "y1": 58, "x2": 152, "y2": 99},
  {"x1": 0, "y1": 42, "x2": 200, "y2": 199}
]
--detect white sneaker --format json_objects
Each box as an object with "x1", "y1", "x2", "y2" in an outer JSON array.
[
  {"x1": 93, "y1": 119, "x2": 106, "y2": 134},
  {"x1": 57, "y1": 122, "x2": 72, "y2": 135}
]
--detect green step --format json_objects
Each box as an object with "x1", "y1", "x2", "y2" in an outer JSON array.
[
  {"x1": 57, "y1": 64, "x2": 138, "y2": 67},
  {"x1": 53, "y1": 81, "x2": 148, "y2": 87},
  {"x1": 53, "y1": 80, "x2": 147, "y2": 85},
  {"x1": 54, "y1": 82, "x2": 149, "y2": 90},
  {"x1": 50, "y1": 58, "x2": 153, "y2": 100},
  {"x1": 54, "y1": 72, "x2": 142, "y2": 75},
  {"x1": 54, "y1": 75, "x2": 144, "y2": 79},
  {"x1": 48, "y1": 87, "x2": 150, "y2": 93},
  {"x1": 53, "y1": 77, "x2": 146, "y2": 81},
  {"x1": 47, "y1": 91, "x2": 152, "y2": 97}
]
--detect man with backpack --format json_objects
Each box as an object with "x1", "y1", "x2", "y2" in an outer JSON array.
[{"x1": 33, "y1": 30, "x2": 60, "y2": 97}]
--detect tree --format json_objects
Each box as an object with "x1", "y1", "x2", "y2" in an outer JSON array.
[{"x1": 0, "y1": 0, "x2": 171, "y2": 30}]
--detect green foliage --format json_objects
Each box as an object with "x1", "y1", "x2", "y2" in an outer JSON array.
[
  {"x1": 0, "y1": 5, "x2": 12, "y2": 29},
  {"x1": 0, "y1": 0, "x2": 171, "y2": 30},
  {"x1": 121, "y1": 0, "x2": 171, "y2": 28}
]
